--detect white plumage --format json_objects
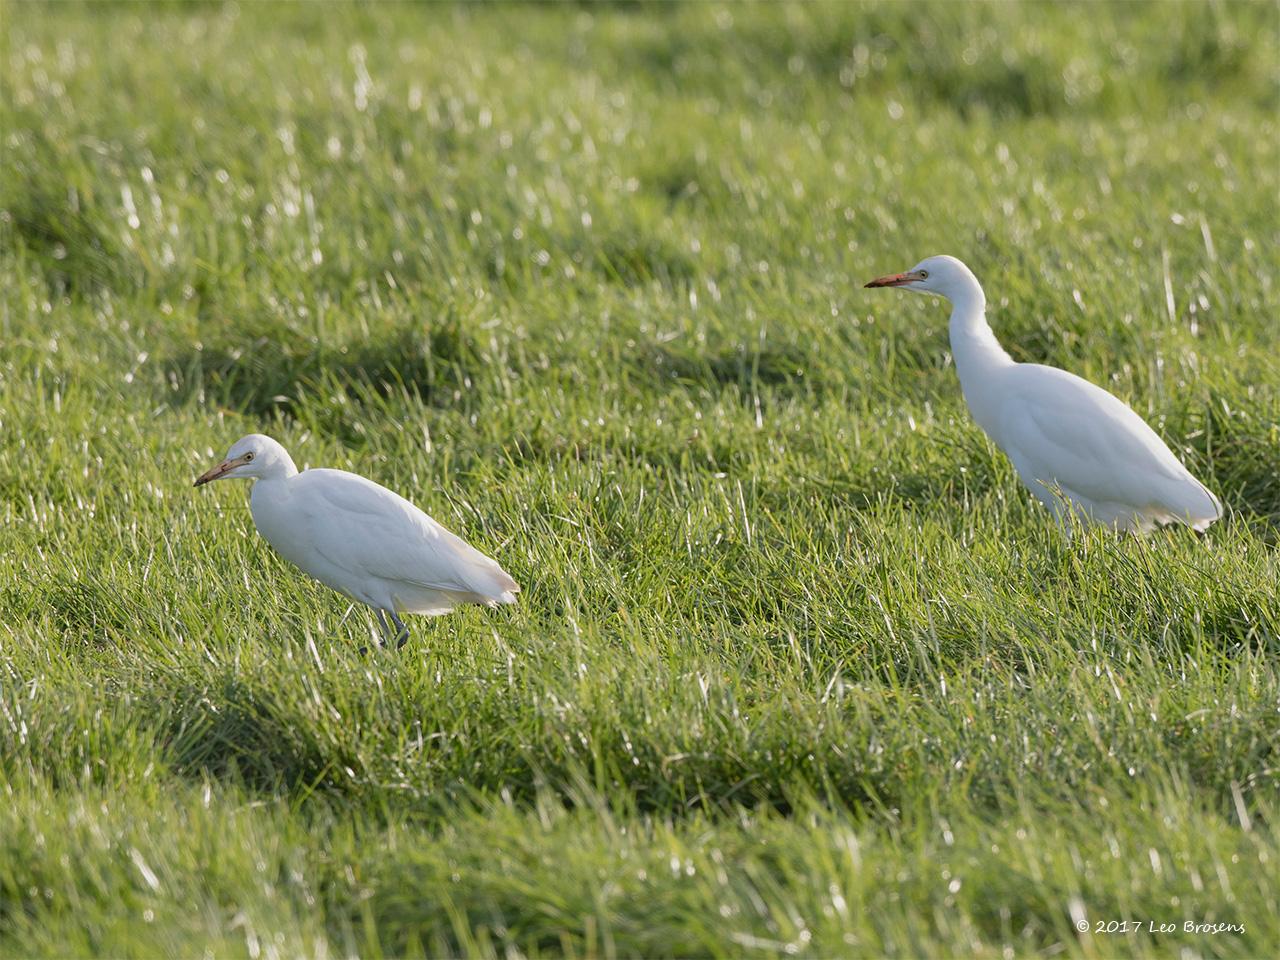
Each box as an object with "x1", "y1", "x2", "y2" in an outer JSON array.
[
  {"x1": 195, "y1": 434, "x2": 519, "y2": 648},
  {"x1": 866, "y1": 255, "x2": 1221, "y2": 533}
]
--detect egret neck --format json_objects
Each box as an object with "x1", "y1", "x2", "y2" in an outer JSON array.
[
  {"x1": 943, "y1": 270, "x2": 1012, "y2": 437},
  {"x1": 248, "y1": 449, "x2": 300, "y2": 535}
]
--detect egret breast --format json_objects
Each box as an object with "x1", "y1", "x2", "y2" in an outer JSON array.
[{"x1": 249, "y1": 479, "x2": 385, "y2": 607}]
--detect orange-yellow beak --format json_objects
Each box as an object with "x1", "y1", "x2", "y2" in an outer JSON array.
[
  {"x1": 864, "y1": 270, "x2": 925, "y2": 288},
  {"x1": 193, "y1": 455, "x2": 248, "y2": 487}
]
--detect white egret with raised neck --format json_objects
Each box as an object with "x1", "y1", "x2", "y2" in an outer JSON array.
[
  {"x1": 865, "y1": 255, "x2": 1221, "y2": 533},
  {"x1": 194, "y1": 434, "x2": 519, "y2": 648}
]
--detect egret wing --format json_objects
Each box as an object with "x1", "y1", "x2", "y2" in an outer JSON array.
[
  {"x1": 291, "y1": 469, "x2": 517, "y2": 597},
  {"x1": 997, "y1": 365, "x2": 1195, "y2": 507}
]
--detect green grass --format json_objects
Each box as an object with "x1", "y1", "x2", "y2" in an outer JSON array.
[{"x1": 2, "y1": 1, "x2": 1278, "y2": 956}]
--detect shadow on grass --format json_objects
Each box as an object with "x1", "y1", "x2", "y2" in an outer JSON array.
[
  {"x1": 592, "y1": 234, "x2": 699, "y2": 288},
  {"x1": 161, "y1": 675, "x2": 343, "y2": 793},
  {"x1": 5, "y1": 176, "x2": 138, "y2": 297},
  {"x1": 161, "y1": 319, "x2": 486, "y2": 421},
  {"x1": 42, "y1": 580, "x2": 144, "y2": 638},
  {"x1": 2, "y1": 575, "x2": 144, "y2": 642},
  {"x1": 145, "y1": 651, "x2": 897, "y2": 820},
  {"x1": 640, "y1": 340, "x2": 818, "y2": 395}
]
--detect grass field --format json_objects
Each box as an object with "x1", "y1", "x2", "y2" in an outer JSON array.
[{"x1": 2, "y1": 1, "x2": 1279, "y2": 956}]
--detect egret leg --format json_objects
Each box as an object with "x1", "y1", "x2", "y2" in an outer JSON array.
[
  {"x1": 356, "y1": 609, "x2": 395, "y2": 655},
  {"x1": 389, "y1": 611, "x2": 411, "y2": 650},
  {"x1": 374, "y1": 609, "x2": 394, "y2": 645}
]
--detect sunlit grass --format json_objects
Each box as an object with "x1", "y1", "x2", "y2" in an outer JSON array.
[{"x1": 2, "y1": 1, "x2": 1278, "y2": 957}]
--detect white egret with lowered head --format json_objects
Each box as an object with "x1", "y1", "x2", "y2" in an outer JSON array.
[
  {"x1": 865, "y1": 255, "x2": 1221, "y2": 533},
  {"x1": 195, "y1": 434, "x2": 519, "y2": 649}
]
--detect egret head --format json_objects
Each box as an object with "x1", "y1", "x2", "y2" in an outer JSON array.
[
  {"x1": 864, "y1": 255, "x2": 981, "y2": 303},
  {"x1": 194, "y1": 434, "x2": 294, "y2": 486}
]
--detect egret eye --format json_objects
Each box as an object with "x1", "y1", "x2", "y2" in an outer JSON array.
[
  {"x1": 244, "y1": 452, "x2": 255, "y2": 461},
  {"x1": 918, "y1": 270, "x2": 929, "y2": 279}
]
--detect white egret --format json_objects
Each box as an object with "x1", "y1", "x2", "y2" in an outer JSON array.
[
  {"x1": 195, "y1": 434, "x2": 519, "y2": 648},
  {"x1": 865, "y1": 255, "x2": 1221, "y2": 533}
]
